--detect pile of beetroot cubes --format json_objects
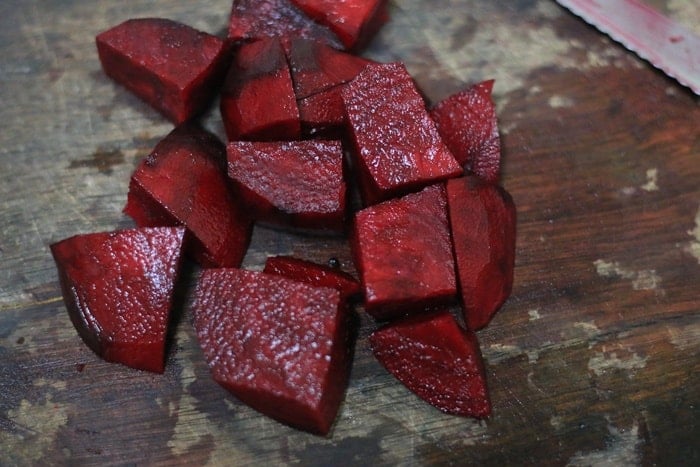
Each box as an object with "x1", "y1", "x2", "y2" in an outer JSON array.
[{"x1": 50, "y1": 0, "x2": 516, "y2": 436}]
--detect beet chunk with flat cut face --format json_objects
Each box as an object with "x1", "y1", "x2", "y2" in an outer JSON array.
[
  {"x1": 370, "y1": 310, "x2": 491, "y2": 418},
  {"x1": 124, "y1": 125, "x2": 252, "y2": 268},
  {"x1": 50, "y1": 226, "x2": 186, "y2": 373},
  {"x1": 431, "y1": 80, "x2": 502, "y2": 183},
  {"x1": 264, "y1": 256, "x2": 361, "y2": 303},
  {"x1": 446, "y1": 176, "x2": 516, "y2": 331},
  {"x1": 227, "y1": 140, "x2": 346, "y2": 232},
  {"x1": 351, "y1": 184, "x2": 457, "y2": 320},
  {"x1": 220, "y1": 38, "x2": 301, "y2": 141},
  {"x1": 191, "y1": 268, "x2": 350, "y2": 435},
  {"x1": 228, "y1": 0, "x2": 342, "y2": 50},
  {"x1": 96, "y1": 18, "x2": 230, "y2": 124},
  {"x1": 342, "y1": 62, "x2": 462, "y2": 205}
]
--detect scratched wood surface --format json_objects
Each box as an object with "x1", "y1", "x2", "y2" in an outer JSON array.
[{"x1": 1, "y1": 1, "x2": 699, "y2": 465}]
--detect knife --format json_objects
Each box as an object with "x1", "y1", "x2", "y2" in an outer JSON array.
[{"x1": 555, "y1": 0, "x2": 700, "y2": 95}]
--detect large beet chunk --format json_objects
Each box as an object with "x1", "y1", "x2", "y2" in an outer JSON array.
[
  {"x1": 342, "y1": 62, "x2": 462, "y2": 205},
  {"x1": 227, "y1": 140, "x2": 346, "y2": 232},
  {"x1": 96, "y1": 18, "x2": 230, "y2": 124},
  {"x1": 220, "y1": 38, "x2": 301, "y2": 141},
  {"x1": 191, "y1": 268, "x2": 350, "y2": 435},
  {"x1": 430, "y1": 80, "x2": 502, "y2": 183},
  {"x1": 124, "y1": 125, "x2": 253, "y2": 268},
  {"x1": 446, "y1": 176, "x2": 516, "y2": 330},
  {"x1": 50, "y1": 226, "x2": 186, "y2": 373},
  {"x1": 351, "y1": 184, "x2": 457, "y2": 320},
  {"x1": 370, "y1": 310, "x2": 491, "y2": 418}
]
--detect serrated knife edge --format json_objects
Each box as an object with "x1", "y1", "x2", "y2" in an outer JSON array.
[{"x1": 556, "y1": 0, "x2": 700, "y2": 95}]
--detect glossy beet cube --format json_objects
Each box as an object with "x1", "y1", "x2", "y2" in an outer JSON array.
[
  {"x1": 351, "y1": 184, "x2": 457, "y2": 320},
  {"x1": 228, "y1": 0, "x2": 342, "y2": 50},
  {"x1": 96, "y1": 18, "x2": 230, "y2": 124},
  {"x1": 264, "y1": 256, "x2": 361, "y2": 302},
  {"x1": 124, "y1": 125, "x2": 253, "y2": 268},
  {"x1": 342, "y1": 62, "x2": 462, "y2": 205},
  {"x1": 446, "y1": 176, "x2": 516, "y2": 331},
  {"x1": 191, "y1": 268, "x2": 350, "y2": 435},
  {"x1": 370, "y1": 310, "x2": 491, "y2": 418},
  {"x1": 227, "y1": 140, "x2": 346, "y2": 232},
  {"x1": 50, "y1": 226, "x2": 186, "y2": 373},
  {"x1": 220, "y1": 38, "x2": 301, "y2": 141},
  {"x1": 289, "y1": 0, "x2": 388, "y2": 50},
  {"x1": 431, "y1": 80, "x2": 501, "y2": 183},
  {"x1": 297, "y1": 88, "x2": 347, "y2": 136}
]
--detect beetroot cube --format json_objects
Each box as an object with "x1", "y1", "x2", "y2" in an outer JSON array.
[
  {"x1": 264, "y1": 256, "x2": 361, "y2": 302},
  {"x1": 191, "y1": 268, "x2": 350, "y2": 435},
  {"x1": 228, "y1": 0, "x2": 342, "y2": 50},
  {"x1": 370, "y1": 310, "x2": 491, "y2": 418},
  {"x1": 289, "y1": 0, "x2": 389, "y2": 50},
  {"x1": 124, "y1": 125, "x2": 252, "y2": 268},
  {"x1": 297, "y1": 88, "x2": 347, "y2": 136},
  {"x1": 342, "y1": 62, "x2": 462, "y2": 205},
  {"x1": 50, "y1": 226, "x2": 186, "y2": 373},
  {"x1": 96, "y1": 18, "x2": 230, "y2": 124},
  {"x1": 227, "y1": 140, "x2": 346, "y2": 232},
  {"x1": 351, "y1": 184, "x2": 456, "y2": 320},
  {"x1": 430, "y1": 80, "x2": 502, "y2": 183},
  {"x1": 220, "y1": 38, "x2": 301, "y2": 141},
  {"x1": 446, "y1": 176, "x2": 516, "y2": 331}
]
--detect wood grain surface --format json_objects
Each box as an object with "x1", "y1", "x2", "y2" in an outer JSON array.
[{"x1": 1, "y1": 1, "x2": 699, "y2": 465}]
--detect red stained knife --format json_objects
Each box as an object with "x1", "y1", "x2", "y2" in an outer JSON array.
[{"x1": 556, "y1": 0, "x2": 700, "y2": 95}]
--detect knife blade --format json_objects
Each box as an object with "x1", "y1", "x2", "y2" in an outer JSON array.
[{"x1": 555, "y1": 0, "x2": 700, "y2": 95}]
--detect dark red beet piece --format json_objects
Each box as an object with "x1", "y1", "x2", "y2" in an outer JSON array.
[
  {"x1": 264, "y1": 256, "x2": 361, "y2": 302},
  {"x1": 96, "y1": 18, "x2": 230, "y2": 124},
  {"x1": 191, "y1": 268, "x2": 350, "y2": 435},
  {"x1": 50, "y1": 226, "x2": 186, "y2": 373},
  {"x1": 289, "y1": 0, "x2": 388, "y2": 50},
  {"x1": 228, "y1": 0, "x2": 342, "y2": 50},
  {"x1": 342, "y1": 62, "x2": 462, "y2": 205},
  {"x1": 124, "y1": 125, "x2": 252, "y2": 268},
  {"x1": 220, "y1": 38, "x2": 301, "y2": 141},
  {"x1": 446, "y1": 176, "x2": 516, "y2": 331},
  {"x1": 351, "y1": 184, "x2": 457, "y2": 320},
  {"x1": 431, "y1": 80, "x2": 502, "y2": 183},
  {"x1": 227, "y1": 140, "x2": 346, "y2": 232},
  {"x1": 297, "y1": 88, "x2": 347, "y2": 136},
  {"x1": 370, "y1": 310, "x2": 491, "y2": 418}
]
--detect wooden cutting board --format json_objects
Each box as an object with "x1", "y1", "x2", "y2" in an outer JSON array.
[{"x1": 1, "y1": 1, "x2": 698, "y2": 465}]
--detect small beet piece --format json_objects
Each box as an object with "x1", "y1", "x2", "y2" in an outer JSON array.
[
  {"x1": 351, "y1": 184, "x2": 457, "y2": 320},
  {"x1": 124, "y1": 125, "x2": 253, "y2": 268},
  {"x1": 96, "y1": 18, "x2": 231, "y2": 124},
  {"x1": 370, "y1": 310, "x2": 491, "y2": 418},
  {"x1": 220, "y1": 38, "x2": 301, "y2": 141},
  {"x1": 228, "y1": 0, "x2": 342, "y2": 50},
  {"x1": 430, "y1": 80, "x2": 502, "y2": 183},
  {"x1": 342, "y1": 62, "x2": 462, "y2": 205},
  {"x1": 50, "y1": 226, "x2": 186, "y2": 373},
  {"x1": 191, "y1": 268, "x2": 350, "y2": 435},
  {"x1": 264, "y1": 255, "x2": 361, "y2": 302},
  {"x1": 446, "y1": 176, "x2": 516, "y2": 331},
  {"x1": 227, "y1": 140, "x2": 346, "y2": 232},
  {"x1": 289, "y1": 0, "x2": 389, "y2": 50}
]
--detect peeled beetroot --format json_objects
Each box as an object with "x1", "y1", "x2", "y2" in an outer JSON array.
[
  {"x1": 191, "y1": 268, "x2": 350, "y2": 435},
  {"x1": 220, "y1": 38, "x2": 301, "y2": 141},
  {"x1": 342, "y1": 62, "x2": 462, "y2": 205},
  {"x1": 50, "y1": 226, "x2": 186, "y2": 373},
  {"x1": 351, "y1": 184, "x2": 457, "y2": 320},
  {"x1": 96, "y1": 18, "x2": 230, "y2": 124},
  {"x1": 431, "y1": 80, "x2": 501, "y2": 183},
  {"x1": 227, "y1": 140, "x2": 346, "y2": 232},
  {"x1": 264, "y1": 256, "x2": 361, "y2": 302},
  {"x1": 124, "y1": 125, "x2": 253, "y2": 268},
  {"x1": 446, "y1": 176, "x2": 516, "y2": 331},
  {"x1": 370, "y1": 310, "x2": 491, "y2": 418}
]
